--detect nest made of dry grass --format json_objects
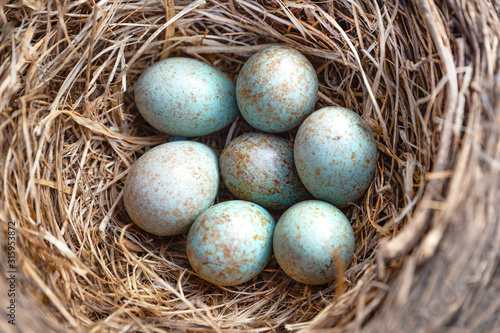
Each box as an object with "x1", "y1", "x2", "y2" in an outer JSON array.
[{"x1": 1, "y1": 0, "x2": 499, "y2": 332}]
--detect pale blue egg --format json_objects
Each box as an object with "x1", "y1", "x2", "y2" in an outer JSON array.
[
  {"x1": 236, "y1": 46, "x2": 318, "y2": 133},
  {"x1": 124, "y1": 141, "x2": 219, "y2": 236},
  {"x1": 186, "y1": 200, "x2": 275, "y2": 286},
  {"x1": 135, "y1": 57, "x2": 239, "y2": 137},
  {"x1": 220, "y1": 132, "x2": 310, "y2": 210},
  {"x1": 294, "y1": 106, "x2": 377, "y2": 207},
  {"x1": 273, "y1": 200, "x2": 355, "y2": 285}
]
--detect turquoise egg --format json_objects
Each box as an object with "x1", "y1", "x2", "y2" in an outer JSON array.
[
  {"x1": 236, "y1": 46, "x2": 318, "y2": 133},
  {"x1": 220, "y1": 133, "x2": 310, "y2": 210},
  {"x1": 186, "y1": 200, "x2": 275, "y2": 286},
  {"x1": 124, "y1": 141, "x2": 219, "y2": 236},
  {"x1": 135, "y1": 57, "x2": 239, "y2": 137},
  {"x1": 294, "y1": 106, "x2": 377, "y2": 208},
  {"x1": 273, "y1": 200, "x2": 355, "y2": 285}
]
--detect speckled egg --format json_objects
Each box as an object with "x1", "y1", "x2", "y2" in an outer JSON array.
[
  {"x1": 187, "y1": 200, "x2": 275, "y2": 286},
  {"x1": 236, "y1": 46, "x2": 318, "y2": 133},
  {"x1": 294, "y1": 106, "x2": 377, "y2": 208},
  {"x1": 124, "y1": 141, "x2": 219, "y2": 236},
  {"x1": 220, "y1": 133, "x2": 310, "y2": 210},
  {"x1": 273, "y1": 200, "x2": 355, "y2": 285},
  {"x1": 135, "y1": 57, "x2": 239, "y2": 137}
]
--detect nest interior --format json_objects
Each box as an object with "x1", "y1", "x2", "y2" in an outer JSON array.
[{"x1": 1, "y1": 0, "x2": 499, "y2": 332}]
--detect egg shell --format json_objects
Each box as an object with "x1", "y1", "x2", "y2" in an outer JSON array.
[
  {"x1": 124, "y1": 141, "x2": 219, "y2": 236},
  {"x1": 186, "y1": 200, "x2": 275, "y2": 286},
  {"x1": 220, "y1": 132, "x2": 310, "y2": 210},
  {"x1": 273, "y1": 200, "x2": 355, "y2": 285},
  {"x1": 236, "y1": 46, "x2": 318, "y2": 133},
  {"x1": 135, "y1": 57, "x2": 239, "y2": 137},
  {"x1": 294, "y1": 106, "x2": 377, "y2": 208}
]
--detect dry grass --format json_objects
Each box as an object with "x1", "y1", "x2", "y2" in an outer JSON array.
[{"x1": 0, "y1": 0, "x2": 499, "y2": 332}]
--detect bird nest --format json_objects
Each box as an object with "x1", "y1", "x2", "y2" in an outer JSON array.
[{"x1": 1, "y1": 0, "x2": 499, "y2": 332}]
